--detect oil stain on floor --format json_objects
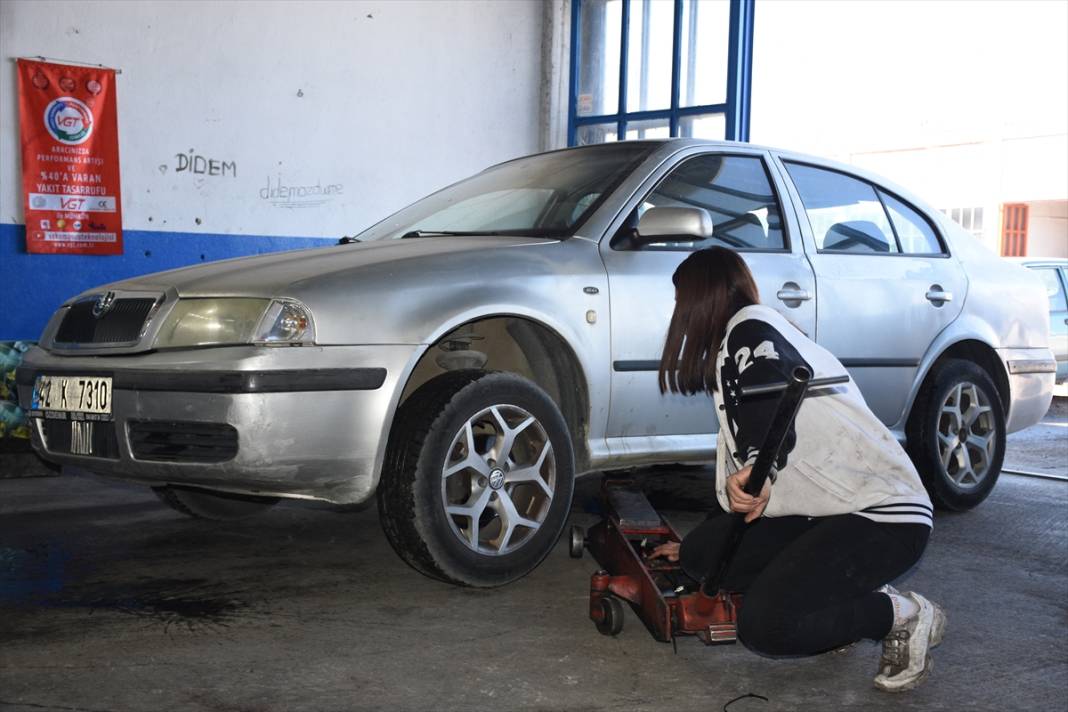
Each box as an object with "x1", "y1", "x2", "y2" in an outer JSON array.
[
  {"x1": 3, "y1": 545, "x2": 255, "y2": 635},
  {"x1": 59, "y1": 578, "x2": 252, "y2": 633}
]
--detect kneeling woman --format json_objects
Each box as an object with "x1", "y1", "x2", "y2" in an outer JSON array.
[{"x1": 651, "y1": 247, "x2": 945, "y2": 692}]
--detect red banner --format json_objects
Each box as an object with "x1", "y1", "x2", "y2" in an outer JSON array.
[{"x1": 17, "y1": 59, "x2": 123, "y2": 255}]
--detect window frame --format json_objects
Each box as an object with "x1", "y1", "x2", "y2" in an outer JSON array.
[
  {"x1": 568, "y1": 0, "x2": 755, "y2": 146},
  {"x1": 1000, "y1": 203, "x2": 1029, "y2": 257},
  {"x1": 610, "y1": 151, "x2": 792, "y2": 253},
  {"x1": 781, "y1": 160, "x2": 951, "y2": 258}
]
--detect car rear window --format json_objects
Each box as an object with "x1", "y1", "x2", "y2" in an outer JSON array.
[
  {"x1": 784, "y1": 163, "x2": 898, "y2": 254},
  {"x1": 784, "y1": 161, "x2": 946, "y2": 256}
]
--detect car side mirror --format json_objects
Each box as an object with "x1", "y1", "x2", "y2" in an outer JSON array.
[{"x1": 633, "y1": 207, "x2": 715, "y2": 246}]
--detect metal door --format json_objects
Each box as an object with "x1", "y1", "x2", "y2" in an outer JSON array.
[
  {"x1": 600, "y1": 150, "x2": 816, "y2": 443},
  {"x1": 774, "y1": 157, "x2": 967, "y2": 427}
]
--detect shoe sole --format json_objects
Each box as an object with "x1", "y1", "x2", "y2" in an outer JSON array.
[
  {"x1": 929, "y1": 602, "x2": 946, "y2": 648},
  {"x1": 873, "y1": 595, "x2": 946, "y2": 692},
  {"x1": 875, "y1": 655, "x2": 933, "y2": 692}
]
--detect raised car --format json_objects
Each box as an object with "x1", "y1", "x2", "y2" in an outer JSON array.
[{"x1": 17, "y1": 139, "x2": 1056, "y2": 586}]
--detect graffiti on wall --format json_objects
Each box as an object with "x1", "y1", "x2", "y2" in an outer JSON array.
[
  {"x1": 259, "y1": 174, "x2": 344, "y2": 210},
  {"x1": 1, "y1": 342, "x2": 32, "y2": 439},
  {"x1": 161, "y1": 149, "x2": 237, "y2": 178}
]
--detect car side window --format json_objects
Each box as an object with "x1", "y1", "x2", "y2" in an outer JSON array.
[
  {"x1": 879, "y1": 191, "x2": 945, "y2": 255},
  {"x1": 615, "y1": 154, "x2": 787, "y2": 251},
  {"x1": 784, "y1": 162, "x2": 898, "y2": 254},
  {"x1": 1034, "y1": 267, "x2": 1067, "y2": 310}
]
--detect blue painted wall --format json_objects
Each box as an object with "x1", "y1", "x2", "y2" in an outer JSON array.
[{"x1": 0, "y1": 223, "x2": 335, "y2": 341}]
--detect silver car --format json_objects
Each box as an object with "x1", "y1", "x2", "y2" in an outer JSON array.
[{"x1": 18, "y1": 140, "x2": 1056, "y2": 586}]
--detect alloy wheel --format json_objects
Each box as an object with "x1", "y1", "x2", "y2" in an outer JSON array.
[
  {"x1": 440, "y1": 404, "x2": 556, "y2": 555},
  {"x1": 936, "y1": 381, "x2": 997, "y2": 489}
]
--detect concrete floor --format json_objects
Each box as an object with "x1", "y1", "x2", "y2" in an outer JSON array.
[
  {"x1": 1005, "y1": 396, "x2": 1068, "y2": 478},
  {"x1": 2, "y1": 417, "x2": 1066, "y2": 711}
]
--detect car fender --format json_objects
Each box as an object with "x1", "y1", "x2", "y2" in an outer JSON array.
[
  {"x1": 367, "y1": 293, "x2": 610, "y2": 494},
  {"x1": 896, "y1": 315, "x2": 1002, "y2": 427}
]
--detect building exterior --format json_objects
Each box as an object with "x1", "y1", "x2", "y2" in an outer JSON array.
[{"x1": 850, "y1": 132, "x2": 1067, "y2": 259}]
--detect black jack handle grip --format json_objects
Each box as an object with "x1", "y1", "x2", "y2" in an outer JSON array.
[
  {"x1": 742, "y1": 366, "x2": 813, "y2": 497},
  {"x1": 703, "y1": 366, "x2": 815, "y2": 593}
]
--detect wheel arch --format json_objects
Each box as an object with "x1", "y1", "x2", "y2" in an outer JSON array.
[
  {"x1": 389, "y1": 311, "x2": 594, "y2": 476},
  {"x1": 905, "y1": 338, "x2": 1010, "y2": 433}
]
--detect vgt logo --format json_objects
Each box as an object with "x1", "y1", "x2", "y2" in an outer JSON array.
[{"x1": 44, "y1": 97, "x2": 93, "y2": 145}]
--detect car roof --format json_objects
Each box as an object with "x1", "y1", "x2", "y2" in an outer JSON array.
[{"x1": 486, "y1": 138, "x2": 949, "y2": 223}]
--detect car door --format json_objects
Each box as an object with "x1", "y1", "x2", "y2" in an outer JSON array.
[
  {"x1": 773, "y1": 157, "x2": 967, "y2": 427},
  {"x1": 599, "y1": 148, "x2": 816, "y2": 449},
  {"x1": 1029, "y1": 265, "x2": 1068, "y2": 383}
]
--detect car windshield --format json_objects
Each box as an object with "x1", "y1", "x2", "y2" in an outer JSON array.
[{"x1": 353, "y1": 143, "x2": 657, "y2": 241}]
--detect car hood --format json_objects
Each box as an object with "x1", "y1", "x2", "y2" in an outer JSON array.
[{"x1": 95, "y1": 236, "x2": 556, "y2": 298}]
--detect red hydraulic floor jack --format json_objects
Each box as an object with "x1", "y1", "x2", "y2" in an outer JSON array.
[{"x1": 570, "y1": 367, "x2": 848, "y2": 647}]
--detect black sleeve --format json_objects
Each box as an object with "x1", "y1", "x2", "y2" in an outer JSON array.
[{"x1": 720, "y1": 318, "x2": 812, "y2": 476}]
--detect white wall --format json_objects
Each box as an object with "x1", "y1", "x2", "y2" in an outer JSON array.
[
  {"x1": 848, "y1": 134, "x2": 1068, "y2": 254},
  {"x1": 0, "y1": 0, "x2": 545, "y2": 238},
  {"x1": 1027, "y1": 201, "x2": 1068, "y2": 259}
]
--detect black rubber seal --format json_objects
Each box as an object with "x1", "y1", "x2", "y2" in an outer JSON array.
[
  {"x1": 16, "y1": 367, "x2": 387, "y2": 393},
  {"x1": 612, "y1": 358, "x2": 919, "y2": 372}
]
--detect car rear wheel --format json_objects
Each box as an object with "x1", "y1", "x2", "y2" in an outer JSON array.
[
  {"x1": 907, "y1": 358, "x2": 1006, "y2": 511},
  {"x1": 153, "y1": 485, "x2": 278, "y2": 521},
  {"x1": 378, "y1": 369, "x2": 575, "y2": 587}
]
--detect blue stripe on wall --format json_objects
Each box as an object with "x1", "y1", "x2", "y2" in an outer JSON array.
[{"x1": 0, "y1": 223, "x2": 336, "y2": 341}]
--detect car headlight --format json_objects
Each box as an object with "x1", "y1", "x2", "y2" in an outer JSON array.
[
  {"x1": 153, "y1": 298, "x2": 316, "y2": 349},
  {"x1": 254, "y1": 299, "x2": 316, "y2": 344},
  {"x1": 154, "y1": 298, "x2": 271, "y2": 348}
]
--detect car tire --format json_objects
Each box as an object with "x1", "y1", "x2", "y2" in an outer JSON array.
[
  {"x1": 378, "y1": 369, "x2": 576, "y2": 587},
  {"x1": 906, "y1": 358, "x2": 1006, "y2": 511},
  {"x1": 153, "y1": 485, "x2": 278, "y2": 521}
]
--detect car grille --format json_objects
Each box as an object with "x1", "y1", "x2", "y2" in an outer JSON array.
[
  {"x1": 54, "y1": 298, "x2": 157, "y2": 345},
  {"x1": 128, "y1": 421, "x2": 239, "y2": 463},
  {"x1": 41, "y1": 418, "x2": 121, "y2": 459}
]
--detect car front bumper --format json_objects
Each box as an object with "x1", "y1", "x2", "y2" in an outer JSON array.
[
  {"x1": 16, "y1": 343, "x2": 421, "y2": 504},
  {"x1": 998, "y1": 347, "x2": 1057, "y2": 434}
]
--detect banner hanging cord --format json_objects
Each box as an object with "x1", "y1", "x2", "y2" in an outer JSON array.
[{"x1": 15, "y1": 56, "x2": 122, "y2": 74}]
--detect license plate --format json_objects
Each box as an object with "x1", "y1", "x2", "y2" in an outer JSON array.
[{"x1": 32, "y1": 375, "x2": 113, "y2": 416}]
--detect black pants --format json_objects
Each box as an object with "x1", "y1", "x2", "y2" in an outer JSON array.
[{"x1": 679, "y1": 512, "x2": 929, "y2": 657}]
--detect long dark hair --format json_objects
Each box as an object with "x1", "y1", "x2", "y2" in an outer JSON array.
[{"x1": 659, "y1": 247, "x2": 761, "y2": 395}]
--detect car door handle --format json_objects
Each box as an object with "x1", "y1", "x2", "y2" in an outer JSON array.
[
  {"x1": 776, "y1": 285, "x2": 812, "y2": 302},
  {"x1": 925, "y1": 285, "x2": 953, "y2": 304}
]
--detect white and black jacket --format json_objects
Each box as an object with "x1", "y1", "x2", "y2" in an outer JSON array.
[{"x1": 713, "y1": 304, "x2": 933, "y2": 528}]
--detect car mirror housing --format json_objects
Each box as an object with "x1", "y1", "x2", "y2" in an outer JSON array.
[{"x1": 634, "y1": 206, "x2": 715, "y2": 245}]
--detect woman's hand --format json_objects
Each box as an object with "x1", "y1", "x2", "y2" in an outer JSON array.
[
  {"x1": 726, "y1": 465, "x2": 771, "y2": 523},
  {"x1": 648, "y1": 541, "x2": 680, "y2": 561}
]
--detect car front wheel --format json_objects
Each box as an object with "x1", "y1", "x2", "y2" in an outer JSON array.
[
  {"x1": 907, "y1": 358, "x2": 1006, "y2": 511},
  {"x1": 378, "y1": 370, "x2": 575, "y2": 587}
]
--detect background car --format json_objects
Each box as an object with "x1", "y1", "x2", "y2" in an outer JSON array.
[
  {"x1": 17, "y1": 139, "x2": 1056, "y2": 586},
  {"x1": 1011, "y1": 258, "x2": 1068, "y2": 388}
]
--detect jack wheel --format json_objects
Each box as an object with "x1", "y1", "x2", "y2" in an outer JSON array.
[
  {"x1": 595, "y1": 596, "x2": 624, "y2": 636},
  {"x1": 569, "y1": 525, "x2": 585, "y2": 559}
]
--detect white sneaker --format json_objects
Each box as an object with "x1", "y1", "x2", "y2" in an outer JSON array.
[
  {"x1": 873, "y1": 591, "x2": 947, "y2": 692},
  {"x1": 878, "y1": 585, "x2": 945, "y2": 647}
]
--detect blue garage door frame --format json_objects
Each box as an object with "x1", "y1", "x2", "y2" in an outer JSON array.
[{"x1": 567, "y1": 0, "x2": 755, "y2": 145}]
